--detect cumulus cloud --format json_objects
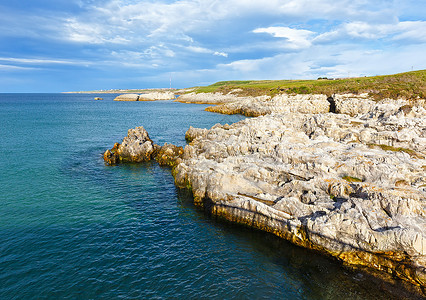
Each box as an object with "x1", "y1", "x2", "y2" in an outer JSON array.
[
  {"x1": 0, "y1": 0, "x2": 425, "y2": 91},
  {"x1": 253, "y1": 26, "x2": 315, "y2": 49},
  {"x1": 314, "y1": 20, "x2": 426, "y2": 44}
]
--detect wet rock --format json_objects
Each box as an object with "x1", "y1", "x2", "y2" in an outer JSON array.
[
  {"x1": 103, "y1": 127, "x2": 184, "y2": 167},
  {"x1": 155, "y1": 143, "x2": 184, "y2": 167},
  {"x1": 103, "y1": 126, "x2": 156, "y2": 164}
]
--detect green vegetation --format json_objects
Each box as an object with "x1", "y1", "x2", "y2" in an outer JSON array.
[
  {"x1": 191, "y1": 70, "x2": 426, "y2": 100},
  {"x1": 342, "y1": 176, "x2": 363, "y2": 183}
]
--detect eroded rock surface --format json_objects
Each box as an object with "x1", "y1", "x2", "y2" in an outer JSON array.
[
  {"x1": 114, "y1": 93, "x2": 141, "y2": 101},
  {"x1": 176, "y1": 91, "x2": 267, "y2": 105},
  {"x1": 104, "y1": 93, "x2": 426, "y2": 292},
  {"x1": 155, "y1": 143, "x2": 184, "y2": 167},
  {"x1": 206, "y1": 94, "x2": 330, "y2": 116},
  {"x1": 103, "y1": 127, "x2": 183, "y2": 167},
  {"x1": 114, "y1": 91, "x2": 175, "y2": 101},
  {"x1": 174, "y1": 105, "x2": 426, "y2": 289},
  {"x1": 103, "y1": 127, "x2": 157, "y2": 164}
]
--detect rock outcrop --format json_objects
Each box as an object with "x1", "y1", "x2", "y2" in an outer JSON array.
[
  {"x1": 206, "y1": 94, "x2": 330, "y2": 116},
  {"x1": 155, "y1": 143, "x2": 184, "y2": 167},
  {"x1": 104, "y1": 93, "x2": 426, "y2": 293},
  {"x1": 114, "y1": 91, "x2": 175, "y2": 101},
  {"x1": 103, "y1": 127, "x2": 157, "y2": 164},
  {"x1": 173, "y1": 103, "x2": 426, "y2": 290},
  {"x1": 114, "y1": 94, "x2": 141, "y2": 101},
  {"x1": 103, "y1": 127, "x2": 183, "y2": 167},
  {"x1": 176, "y1": 91, "x2": 264, "y2": 104}
]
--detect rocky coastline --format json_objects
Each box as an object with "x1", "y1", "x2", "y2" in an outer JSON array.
[
  {"x1": 114, "y1": 91, "x2": 175, "y2": 101},
  {"x1": 104, "y1": 92, "x2": 425, "y2": 295}
]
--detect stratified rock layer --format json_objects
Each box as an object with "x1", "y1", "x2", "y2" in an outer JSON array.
[{"x1": 173, "y1": 103, "x2": 426, "y2": 289}]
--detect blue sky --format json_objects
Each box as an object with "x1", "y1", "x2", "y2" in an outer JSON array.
[{"x1": 0, "y1": 0, "x2": 425, "y2": 92}]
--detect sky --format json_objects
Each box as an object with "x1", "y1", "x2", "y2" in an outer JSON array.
[{"x1": 0, "y1": 0, "x2": 425, "y2": 92}]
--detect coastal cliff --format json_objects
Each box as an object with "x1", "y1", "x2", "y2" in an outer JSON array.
[{"x1": 104, "y1": 76, "x2": 426, "y2": 293}]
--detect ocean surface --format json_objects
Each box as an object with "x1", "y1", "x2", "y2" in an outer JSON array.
[{"x1": 0, "y1": 93, "x2": 417, "y2": 299}]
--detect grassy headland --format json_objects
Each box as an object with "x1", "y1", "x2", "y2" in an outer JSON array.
[{"x1": 190, "y1": 70, "x2": 426, "y2": 100}]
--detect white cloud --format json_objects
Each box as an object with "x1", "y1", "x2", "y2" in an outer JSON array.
[
  {"x1": 314, "y1": 20, "x2": 426, "y2": 43},
  {"x1": 0, "y1": 64, "x2": 35, "y2": 71},
  {"x1": 0, "y1": 0, "x2": 425, "y2": 91},
  {"x1": 0, "y1": 57, "x2": 92, "y2": 66},
  {"x1": 253, "y1": 26, "x2": 315, "y2": 49},
  {"x1": 214, "y1": 52, "x2": 228, "y2": 57},
  {"x1": 186, "y1": 46, "x2": 228, "y2": 57}
]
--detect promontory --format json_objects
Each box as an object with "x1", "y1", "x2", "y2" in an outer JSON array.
[{"x1": 104, "y1": 70, "x2": 426, "y2": 296}]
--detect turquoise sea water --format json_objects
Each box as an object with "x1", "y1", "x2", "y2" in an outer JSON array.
[{"x1": 0, "y1": 94, "x2": 418, "y2": 299}]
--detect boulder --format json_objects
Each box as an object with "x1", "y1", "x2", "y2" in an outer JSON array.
[{"x1": 103, "y1": 126, "x2": 156, "y2": 164}]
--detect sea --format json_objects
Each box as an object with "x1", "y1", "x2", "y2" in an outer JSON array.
[{"x1": 0, "y1": 93, "x2": 418, "y2": 299}]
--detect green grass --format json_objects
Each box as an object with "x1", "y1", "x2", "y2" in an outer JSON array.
[{"x1": 191, "y1": 70, "x2": 426, "y2": 100}]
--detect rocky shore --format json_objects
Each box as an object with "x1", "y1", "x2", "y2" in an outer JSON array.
[
  {"x1": 105, "y1": 92, "x2": 425, "y2": 294},
  {"x1": 114, "y1": 91, "x2": 175, "y2": 101}
]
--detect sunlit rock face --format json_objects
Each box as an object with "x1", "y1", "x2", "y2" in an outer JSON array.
[
  {"x1": 174, "y1": 103, "x2": 426, "y2": 288},
  {"x1": 103, "y1": 127, "x2": 183, "y2": 167},
  {"x1": 103, "y1": 127, "x2": 157, "y2": 164},
  {"x1": 104, "y1": 93, "x2": 426, "y2": 291},
  {"x1": 114, "y1": 91, "x2": 175, "y2": 101}
]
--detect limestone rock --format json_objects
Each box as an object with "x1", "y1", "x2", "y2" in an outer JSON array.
[
  {"x1": 155, "y1": 143, "x2": 184, "y2": 167},
  {"x1": 139, "y1": 91, "x2": 175, "y2": 101},
  {"x1": 176, "y1": 92, "x2": 242, "y2": 104},
  {"x1": 206, "y1": 94, "x2": 330, "y2": 116},
  {"x1": 103, "y1": 127, "x2": 184, "y2": 167},
  {"x1": 103, "y1": 126, "x2": 156, "y2": 164},
  {"x1": 114, "y1": 92, "x2": 175, "y2": 101},
  {"x1": 173, "y1": 105, "x2": 426, "y2": 288},
  {"x1": 114, "y1": 94, "x2": 141, "y2": 101}
]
